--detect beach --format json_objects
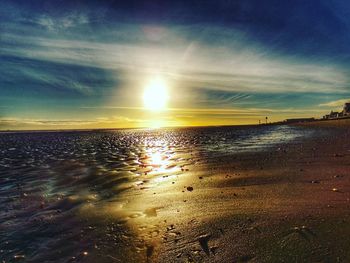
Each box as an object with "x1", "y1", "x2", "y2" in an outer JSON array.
[
  {"x1": 4, "y1": 0, "x2": 350, "y2": 262},
  {"x1": 123, "y1": 122, "x2": 350, "y2": 262},
  {"x1": 1, "y1": 123, "x2": 350, "y2": 262}
]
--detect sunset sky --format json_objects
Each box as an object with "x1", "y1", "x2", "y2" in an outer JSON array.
[{"x1": 1, "y1": 0, "x2": 350, "y2": 130}]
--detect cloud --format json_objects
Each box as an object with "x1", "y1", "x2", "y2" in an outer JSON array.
[
  {"x1": 0, "y1": 116, "x2": 146, "y2": 130},
  {"x1": 81, "y1": 105, "x2": 321, "y2": 116},
  {"x1": 2, "y1": 28, "x2": 349, "y2": 97},
  {"x1": 319, "y1": 98, "x2": 350, "y2": 108},
  {"x1": 0, "y1": 118, "x2": 97, "y2": 127},
  {"x1": 2, "y1": 4, "x2": 350, "y2": 100},
  {"x1": 0, "y1": 55, "x2": 118, "y2": 97},
  {"x1": 36, "y1": 13, "x2": 89, "y2": 31}
]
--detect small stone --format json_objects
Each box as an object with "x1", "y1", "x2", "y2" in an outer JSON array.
[{"x1": 187, "y1": 186, "x2": 193, "y2": 192}]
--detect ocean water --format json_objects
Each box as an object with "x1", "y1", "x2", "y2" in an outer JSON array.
[{"x1": 0, "y1": 125, "x2": 314, "y2": 262}]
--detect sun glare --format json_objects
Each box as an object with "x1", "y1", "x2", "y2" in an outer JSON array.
[
  {"x1": 148, "y1": 119, "x2": 165, "y2": 129},
  {"x1": 143, "y1": 76, "x2": 168, "y2": 111}
]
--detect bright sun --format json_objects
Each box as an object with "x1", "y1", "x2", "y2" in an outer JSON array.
[{"x1": 143, "y1": 76, "x2": 168, "y2": 111}]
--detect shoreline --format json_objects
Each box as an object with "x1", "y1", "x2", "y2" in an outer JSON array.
[{"x1": 1, "y1": 122, "x2": 349, "y2": 262}]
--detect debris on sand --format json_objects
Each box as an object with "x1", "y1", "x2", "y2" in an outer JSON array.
[
  {"x1": 198, "y1": 234, "x2": 211, "y2": 255},
  {"x1": 310, "y1": 180, "x2": 320, "y2": 184},
  {"x1": 187, "y1": 186, "x2": 194, "y2": 192},
  {"x1": 332, "y1": 188, "x2": 339, "y2": 192}
]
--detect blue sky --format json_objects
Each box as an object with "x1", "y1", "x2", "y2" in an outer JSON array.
[{"x1": 1, "y1": 0, "x2": 350, "y2": 129}]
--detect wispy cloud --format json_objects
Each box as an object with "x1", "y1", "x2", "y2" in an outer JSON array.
[
  {"x1": 80, "y1": 105, "x2": 322, "y2": 115},
  {"x1": 2, "y1": 23, "x2": 349, "y2": 96},
  {"x1": 319, "y1": 98, "x2": 350, "y2": 107},
  {"x1": 36, "y1": 13, "x2": 89, "y2": 31},
  {"x1": 0, "y1": 55, "x2": 117, "y2": 96},
  {"x1": 0, "y1": 116, "x2": 146, "y2": 130}
]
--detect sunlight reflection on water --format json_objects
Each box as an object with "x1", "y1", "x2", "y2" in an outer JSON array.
[{"x1": 0, "y1": 125, "x2": 316, "y2": 262}]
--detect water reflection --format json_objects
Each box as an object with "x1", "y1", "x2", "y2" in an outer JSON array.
[{"x1": 0, "y1": 125, "x2": 316, "y2": 262}]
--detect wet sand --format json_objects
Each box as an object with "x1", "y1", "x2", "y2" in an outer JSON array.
[
  {"x1": 1, "y1": 124, "x2": 350, "y2": 262},
  {"x1": 119, "y1": 123, "x2": 350, "y2": 262}
]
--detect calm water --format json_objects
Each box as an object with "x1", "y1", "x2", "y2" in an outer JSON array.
[{"x1": 0, "y1": 125, "x2": 314, "y2": 262}]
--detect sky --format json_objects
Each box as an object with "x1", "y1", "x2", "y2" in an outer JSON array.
[{"x1": 1, "y1": 0, "x2": 350, "y2": 130}]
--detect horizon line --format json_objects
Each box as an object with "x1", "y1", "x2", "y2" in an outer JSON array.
[{"x1": 0, "y1": 122, "x2": 275, "y2": 133}]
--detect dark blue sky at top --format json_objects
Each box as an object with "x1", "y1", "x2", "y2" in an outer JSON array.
[
  {"x1": 3, "y1": 0, "x2": 350, "y2": 58},
  {"x1": 1, "y1": 0, "x2": 350, "y2": 127}
]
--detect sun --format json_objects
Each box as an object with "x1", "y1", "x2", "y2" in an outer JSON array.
[{"x1": 143, "y1": 76, "x2": 168, "y2": 111}]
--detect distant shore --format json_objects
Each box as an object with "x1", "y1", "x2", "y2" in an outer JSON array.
[{"x1": 296, "y1": 117, "x2": 350, "y2": 127}]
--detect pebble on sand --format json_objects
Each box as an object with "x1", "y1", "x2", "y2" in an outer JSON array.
[{"x1": 187, "y1": 186, "x2": 194, "y2": 191}]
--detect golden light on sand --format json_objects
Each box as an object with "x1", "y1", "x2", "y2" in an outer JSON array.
[{"x1": 143, "y1": 76, "x2": 168, "y2": 111}]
